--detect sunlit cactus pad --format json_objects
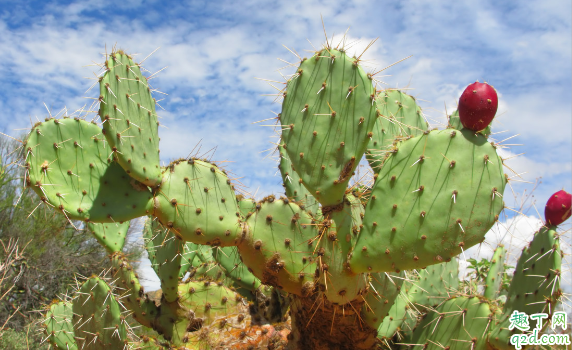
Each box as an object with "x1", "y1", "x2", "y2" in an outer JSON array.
[
  {"x1": 25, "y1": 117, "x2": 153, "y2": 223},
  {"x1": 100, "y1": 52, "x2": 162, "y2": 187}
]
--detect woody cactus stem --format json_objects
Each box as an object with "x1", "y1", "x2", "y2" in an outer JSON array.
[{"x1": 22, "y1": 36, "x2": 567, "y2": 350}]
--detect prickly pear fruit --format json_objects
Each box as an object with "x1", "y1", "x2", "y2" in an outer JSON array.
[
  {"x1": 545, "y1": 189, "x2": 571, "y2": 226},
  {"x1": 458, "y1": 82, "x2": 498, "y2": 131}
]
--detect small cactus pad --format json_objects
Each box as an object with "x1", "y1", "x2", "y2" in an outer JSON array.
[
  {"x1": 544, "y1": 189, "x2": 571, "y2": 226},
  {"x1": 212, "y1": 245, "x2": 261, "y2": 294},
  {"x1": 143, "y1": 216, "x2": 195, "y2": 279},
  {"x1": 488, "y1": 226, "x2": 561, "y2": 349},
  {"x1": 237, "y1": 197, "x2": 317, "y2": 296},
  {"x1": 279, "y1": 48, "x2": 378, "y2": 207},
  {"x1": 366, "y1": 89, "x2": 427, "y2": 173},
  {"x1": 483, "y1": 245, "x2": 506, "y2": 300},
  {"x1": 111, "y1": 253, "x2": 159, "y2": 328},
  {"x1": 376, "y1": 289, "x2": 420, "y2": 340},
  {"x1": 177, "y1": 281, "x2": 246, "y2": 326},
  {"x1": 25, "y1": 118, "x2": 153, "y2": 222},
  {"x1": 152, "y1": 280, "x2": 247, "y2": 345},
  {"x1": 458, "y1": 81, "x2": 498, "y2": 131},
  {"x1": 361, "y1": 272, "x2": 404, "y2": 330},
  {"x1": 237, "y1": 195, "x2": 257, "y2": 217},
  {"x1": 146, "y1": 221, "x2": 186, "y2": 302},
  {"x1": 100, "y1": 51, "x2": 162, "y2": 187},
  {"x1": 407, "y1": 296, "x2": 496, "y2": 350},
  {"x1": 43, "y1": 301, "x2": 78, "y2": 350},
  {"x1": 87, "y1": 221, "x2": 130, "y2": 253},
  {"x1": 318, "y1": 194, "x2": 367, "y2": 304},
  {"x1": 277, "y1": 142, "x2": 319, "y2": 215},
  {"x1": 72, "y1": 277, "x2": 127, "y2": 350},
  {"x1": 407, "y1": 258, "x2": 460, "y2": 311},
  {"x1": 350, "y1": 129, "x2": 506, "y2": 273},
  {"x1": 153, "y1": 158, "x2": 243, "y2": 246}
]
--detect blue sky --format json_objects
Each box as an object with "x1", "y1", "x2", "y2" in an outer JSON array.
[{"x1": 1, "y1": 0, "x2": 570, "y2": 292}]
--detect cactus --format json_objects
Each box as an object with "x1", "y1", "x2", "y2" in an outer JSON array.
[
  {"x1": 43, "y1": 301, "x2": 77, "y2": 350},
  {"x1": 19, "y1": 36, "x2": 567, "y2": 350},
  {"x1": 88, "y1": 221, "x2": 130, "y2": 253},
  {"x1": 99, "y1": 52, "x2": 162, "y2": 187},
  {"x1": 366, "y1": 89, "x2": 428, "y2": 173}
]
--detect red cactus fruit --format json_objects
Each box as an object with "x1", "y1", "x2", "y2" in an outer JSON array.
[
  {"x1": 545, "y1": 190, "x2": 572, "y2": 226},
  {"x1": 458, "y1": 82, "x2": 498, "y2": 131}
]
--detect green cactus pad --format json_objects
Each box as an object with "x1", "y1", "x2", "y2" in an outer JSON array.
[
  {"x1": 361, "y1": 272, "x2": 404, "y2": 330},
  {"x1": 237, "y1": 195, "x2": 257, "y2": 217},
  {"x1": 190, "y1": 246, "x2": 259, "y2": 299},
  {"x1": 376, "y1": 289, "x2": 420, "y2": 340},
  {"x1": 277, "y1": 142, "x2": 320, "y2": 215},
  {"x1": 190, "y1": 261, "x2": 227, "y2": 283},
  {"x1": 279, "y1": 48, "x2": 378, "y2": 207},
  {"x1": 193, "y1": 243, "x2": 216, "y2": 263},
  {"x1": 483, "y1": 245, "x2": 506, "y2": 300},
  {"x1": 212, "y1": 245, "x2": 261, "y2": 294},
  {"x1": 350, "y1": 128, "x2": 506, "y2": 273},
  {"x1": 150, "y1": 225, "x2": 186, "y2": 302},
  {"x1": 100, "y1": 51, "x2": 162, "y2": 187},
  {"x1": 143, "y1": 216, "x2": 197, "y2": 279},
  {"x1": 407, "y1": 258, "x2": 460, "y2": 310},
  {"x1": 72, "y1": 277, "x2": 127, "y2": 350},
  {"x1": 407, "y1": 296, "x2": 496, "y2": 350},
  {"x1": 111, "y1": 253, "x2": 159, "y2": 328},
  {"x1": 487, "y1": 226, "x2": 562, "y2": 349},
  {"x1": 237, "y1": 197, "x2": 317, "y2": 296},
  {"x1": 178, "y1": 281, "x2": 245, "y2": 324},
  {"x1": 153, "y1": 158, "x2": 243, "y2": 246},
  {"x1": 43, "y1": 301, "x2": 78, "y2": 350},
  {"x1": 318, "y1": 194, "x2": 367, "y2": 304},
  {"x1": 153, "y1": 280, "x2": 247, "y2": 345},
  {"x1": 87, "y1": 221, "x2": 130, "y2": 253},
  {"x1": 25, "y1": 118, "x2": 153, "y2": 223},
  {"x1": 366, "y1": 90, "x2": 428, "y2": 173},
  {"x1": 188, "y1": 246, "x2": 225, "y2": 281}
]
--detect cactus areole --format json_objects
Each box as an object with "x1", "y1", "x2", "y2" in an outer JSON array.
[
  {"x1": 458, "y1": 81, "x2": 498, "y2": 131},
  {"x1": 545, "y1": 190, "x2": 572, "y2": 225}
]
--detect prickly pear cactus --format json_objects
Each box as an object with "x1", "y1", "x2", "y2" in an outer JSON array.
[{"x1": 21, "y1": 34, "x2": 567, "y2": 350}]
